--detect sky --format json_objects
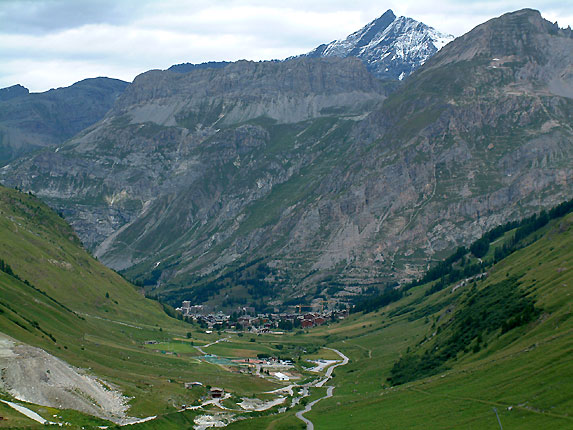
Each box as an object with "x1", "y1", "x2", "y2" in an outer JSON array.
[{"x1": 0, "y1": 0, "x2": 572, "y2": 92}]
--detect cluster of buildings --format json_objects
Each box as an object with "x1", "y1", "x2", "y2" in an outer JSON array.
[{"x1": 176, "y1": 301, "x2": 349, "y2": 332}]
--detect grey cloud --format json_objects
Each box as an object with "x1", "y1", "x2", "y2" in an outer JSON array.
[{"x1": 0, "y1": 0, "x2": 139, "y2": 34}]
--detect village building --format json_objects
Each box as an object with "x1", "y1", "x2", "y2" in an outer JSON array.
[
  {"x1": 237, "y1": 316, "x2": 253, "y2": 328},
  {"x1": 184, "y1": 381, "x2": 203, "y2": 389},
  {"x1": 272, "y1": 372, "x2": 290, "y2": 381},
  {"x1": 314, "y1": 317, "x2": 326, "y2": 326},
  {"x1": 209, "y1": 387, "x2": 225, "y2": 399}
]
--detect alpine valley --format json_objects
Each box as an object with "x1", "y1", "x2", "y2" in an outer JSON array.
[{"x1": 0, "y1": 8, "x2": 572, "y2": 429}]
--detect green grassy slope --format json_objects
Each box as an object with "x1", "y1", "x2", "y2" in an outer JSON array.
[
  {"x1": 305, "y1": 213, "x2": 573, "y2": 429},
  {"x1": 0, "y1": 185, "x2": 169, "y2": 323},
  {"x1": 0, "y1": 185, "x2": 277, "y2": 426},
  {"x1": 233, "y1": 210, "x2": 573, "y2": 429}
]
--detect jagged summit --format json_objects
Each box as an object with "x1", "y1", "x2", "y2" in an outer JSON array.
[{"x1": 302, "y1": 9, "x2": 454, "y2": 80}]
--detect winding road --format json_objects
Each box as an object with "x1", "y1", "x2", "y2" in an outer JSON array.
[
  {"x1": 195, "y1": 336, "x2": 230, "y2": 355},
  {"x1": 296, "y1": 348, "x2": 349, "y2": 430}
]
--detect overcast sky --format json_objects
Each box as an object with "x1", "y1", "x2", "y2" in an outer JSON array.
[{"x1": 1, "y1": 0, "x2": 571, "y2": 92}]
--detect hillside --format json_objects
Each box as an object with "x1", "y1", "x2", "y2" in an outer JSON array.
[
  {"x1": 0, "y1": 185, "x2": 279, "y2": 426},
  {"x1": 224, "y1": 201, "x2": 573, "y2": 429},
  {"x1": 0, "y1": 57, "x2": 388, "y2": 301},
  {"x1": 0, "y1": 184, "x2": 168, "y2": 320},
  {"x1": 1, "y1": 9, "x2": 572, "y2": 311},
  {"x1": 308, "y1": 210, "x2": 573, "y2": 429}
]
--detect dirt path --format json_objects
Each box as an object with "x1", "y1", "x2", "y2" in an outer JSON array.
[
  {"x1": 296, "y1": 348, "x2": 349, "y2": 429},
  {"x1": 80, "y1": 313, "x2": 144, "y2": 330}
]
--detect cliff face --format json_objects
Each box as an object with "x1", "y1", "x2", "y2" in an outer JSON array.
[
  {"x1": 2, "y1": 10, "x2": 572, "y2": 307},
  {"x1": 0, "y1": 78, "x2": 128, "y2": 165},
  {"x1": 112, "y1": 57, "x2": 386, "y2": 126}
]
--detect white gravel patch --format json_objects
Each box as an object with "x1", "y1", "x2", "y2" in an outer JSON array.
[
  {"x1": 238, "y1": 396, "x2": 286, "y2": 411},
  {"x1": 307, "y1": 359, "x2": 338, "y2": 372},
  {"x1": 0, "y1": 333, "x2": 129, "y2": 424}
]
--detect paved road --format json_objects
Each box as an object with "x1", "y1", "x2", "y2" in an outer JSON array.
[
  {"x1": 324, "y1": 348, "x2": 349, "y2": 377},
  {"x1": 195, "y1": 336, "x2": 230, "y2": 355},
  {"x1": 295, "y1": 348, "x2": 349, "y2": 429}
]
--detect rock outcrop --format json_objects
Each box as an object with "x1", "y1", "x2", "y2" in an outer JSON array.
[{"x1": 0, "y1": 334, "x2": 129, "y2": 423}]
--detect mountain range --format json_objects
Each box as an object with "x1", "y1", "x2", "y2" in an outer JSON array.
[{"x1": 1, "y1": 9, "x2": 572, "y2": 310}]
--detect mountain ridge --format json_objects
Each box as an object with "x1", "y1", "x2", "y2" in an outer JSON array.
[{"x1": 0, "y1": 77, "x2": 128, "y2": 166}]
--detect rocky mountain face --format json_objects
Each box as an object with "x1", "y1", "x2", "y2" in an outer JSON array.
[
  {"x1": 0, "y1": 77, "x2": 128, "y2": 165},
  {"x1": 302, "y1": 9, "x2": 454, "y2": 80},
  {"x1": 111, "y1": 58, "x2": 385, "y2": 126},
  {"x1": 2, "y1": 9, "x2": 572, "y2": 309},
  {"x1": 1, "y1": 57, "x2": 387, "y2": 299}
]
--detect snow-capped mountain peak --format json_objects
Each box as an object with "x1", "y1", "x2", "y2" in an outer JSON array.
[{"x1": 304, "y1": 9, "x2": 454, "y2": 80}]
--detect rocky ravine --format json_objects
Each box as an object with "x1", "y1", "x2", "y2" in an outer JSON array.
[{"x1": 2, "y1": 10, "x2": 573, "y2": 306}]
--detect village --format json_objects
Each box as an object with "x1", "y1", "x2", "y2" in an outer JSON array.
[
  {"x1": 176, "y1": 301, "x2": 350, "y2": 333},
  {"x1": 141, "y1": 303, "x2": 351, "y2": 428}
]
